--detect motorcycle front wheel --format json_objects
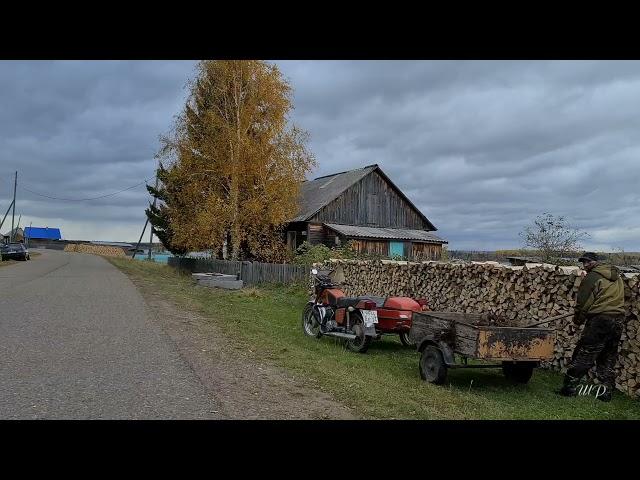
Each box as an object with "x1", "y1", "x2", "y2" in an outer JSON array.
[{"x1": 302, "y1": 303, "x2": 322, "y2": 338}]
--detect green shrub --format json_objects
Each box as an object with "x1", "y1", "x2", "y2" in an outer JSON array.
[
  {"x1": 293, "y1": 240, "x2": 382, "y2": 265},
  {"x1": 293, "y1": 241, "x2": 333, "y2": 265}
]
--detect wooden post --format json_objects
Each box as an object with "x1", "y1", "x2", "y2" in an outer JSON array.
[
  {"x1": 132, "y1": 217, "x2": 149, "y2": 259},
  {"x1": 0, "y1": 199, "x2": 15, "y2": 234},
  {"x1": 15, "y1": 214, "x2": 21, "y2": 241},
  {"x1": 10, "y1": 171, "x2": 16, "y2": 242}
]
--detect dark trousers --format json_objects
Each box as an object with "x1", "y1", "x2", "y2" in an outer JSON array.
[{"x1": 567, "y1": 314, "x2": 624, "y2": 389}]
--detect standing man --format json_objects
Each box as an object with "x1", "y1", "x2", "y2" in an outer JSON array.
[{"x1": 559, "y1": 252, "x2": 626, "y2": 402}]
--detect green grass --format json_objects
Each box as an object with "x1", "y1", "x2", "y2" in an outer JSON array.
[{"x1": 110, "y1": 258, "x2": 640, "y2": 419}]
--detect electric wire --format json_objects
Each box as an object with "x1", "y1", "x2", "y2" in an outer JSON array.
[{"x1": 19, "y1": 178, "x2": 151, "y2": 202}]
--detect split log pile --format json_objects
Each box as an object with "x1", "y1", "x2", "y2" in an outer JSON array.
[
  {"x1": 64, "y1": 243, "x2": 126, "y2": 257},
  {"x1": 318, "y1": 259, "x2": 640, "y2": 398}
]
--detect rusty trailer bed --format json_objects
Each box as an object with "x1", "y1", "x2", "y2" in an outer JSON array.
[{"x1": 409, "y1": 311, "x2": 555, "y2": 362}]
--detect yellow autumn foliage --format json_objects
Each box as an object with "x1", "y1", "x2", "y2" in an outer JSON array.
[{"x1": 157, "y1": 60, "x2": 315, "y2": 261}]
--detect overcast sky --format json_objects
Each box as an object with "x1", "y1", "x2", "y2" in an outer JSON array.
[{"x1": 1, "y1": 60, "x2": 639, "y2": 251}]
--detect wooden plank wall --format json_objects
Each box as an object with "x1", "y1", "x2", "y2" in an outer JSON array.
[
  {"x1": 351, "y1": 239, "x2": 389, "y2": 256},
  {"x1": 411, "y1": 242, "x2": 443, "y2": 261},
  {"x1": 310, "y1": 170, "x2": 430, "y2": 229}
]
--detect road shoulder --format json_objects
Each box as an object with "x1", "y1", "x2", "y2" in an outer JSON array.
[{"x1": 117, "y1": 261, "x2": 357, "y2": 419}]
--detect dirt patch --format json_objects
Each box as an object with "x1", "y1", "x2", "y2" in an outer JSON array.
[{"x1": 128, "y1": 274, "x2": 357, "y2": 420}]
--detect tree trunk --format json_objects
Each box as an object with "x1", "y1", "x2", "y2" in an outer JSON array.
[{"x1": 229, "y1": 66, "x2": 243, "y2": 261}]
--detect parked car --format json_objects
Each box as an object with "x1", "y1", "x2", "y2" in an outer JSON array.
[{"x1": 1, "y1": 243, "x2": 30, "y2": 261}]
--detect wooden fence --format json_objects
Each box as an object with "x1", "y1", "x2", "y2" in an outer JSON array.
[{"x1": 168, "y1": 257, "x2": 309, "y2": 286}]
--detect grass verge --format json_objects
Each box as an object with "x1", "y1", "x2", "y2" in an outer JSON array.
[
  {"x1": 110, "y1": 258, "x2": 640, "y2": 419},
  {"x1": 0, "y1": 251, "x2": 41, "y2": 267}
]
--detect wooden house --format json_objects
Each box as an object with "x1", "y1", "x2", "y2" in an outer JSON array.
[{"x1": 286, "y1": 164, "x2": 447, "y2": 260}]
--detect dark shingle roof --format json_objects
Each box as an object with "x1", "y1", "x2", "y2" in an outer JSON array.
[
  {"x1": 291, "y1": 164, "x2": 377, "y2": 222},
  {"x1": 325, "y1": 223, "x2": 447, "y2": 244},
  {"x1": 292, "y1": 164, "x2": 437, "y2": 232}
]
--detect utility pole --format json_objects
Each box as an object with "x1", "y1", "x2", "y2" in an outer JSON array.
[
  {"x1": 0, "y1": 199, "x2": 14, "y2": 234},
  {"x1": 28, "y1": 221, "x2": 32, "y2": 248},
  {"x1": 10, "y1": 171, "x2": 16, "y2": 242},
  {"x1": 132, "y1": 216, "x2": 149, "y2": 259},
  {"x1": 147, "y1": 174, "x2": 158, "y2": 261}
]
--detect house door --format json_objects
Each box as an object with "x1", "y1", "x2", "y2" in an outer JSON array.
[{"x1": 389, "y1": 241, "x2": 404, "y2": 258}]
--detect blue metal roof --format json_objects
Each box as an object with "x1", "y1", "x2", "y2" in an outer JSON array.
[{"x1": 24, "y1": 227, "x2": 62, "y2": 240}]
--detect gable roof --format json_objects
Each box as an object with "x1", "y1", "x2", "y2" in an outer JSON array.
[
  {"x1": 24, "y1": 226, "x2": 62, "y2": 240},
  {"x1": 291, "y1": 164, "x2": 377, "y2": 222},
  {"x1": 292, "y1": 164, "x2": 437, "y2": 231}
]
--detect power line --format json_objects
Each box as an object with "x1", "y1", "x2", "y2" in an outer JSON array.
[{"x1": 20, "y1": 179, "x2": 150, "y2": 202}]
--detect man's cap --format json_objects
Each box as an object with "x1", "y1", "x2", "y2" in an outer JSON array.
[{"x1": 578, "y1": 252, "x2": 599, "y2": 263}]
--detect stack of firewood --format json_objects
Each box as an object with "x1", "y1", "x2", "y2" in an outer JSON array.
[
  {"x1": 64, "y1": 243, "x2": 126, "y2": 257},
  {"x1": 317, "y1": 259, "x2": 640, "y2": 397}
]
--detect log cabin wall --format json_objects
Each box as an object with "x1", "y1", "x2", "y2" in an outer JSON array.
[
  {"x1": 310, "y1": 170, "x2": 429, "y2": 229},
  {"x1": 307, "y1": 223, "x2": 336, "y2": 248}
]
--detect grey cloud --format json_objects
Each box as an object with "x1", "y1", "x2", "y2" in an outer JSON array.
[
  {"x1": 0, "y1": 60, "x2": 196, "y2": 240},
  {"x1": 1, "y1": 60, "x2": 639, "y2": 250},
  {"x1": 278, "y1": 60, "x2": 640, "y2": 251}
]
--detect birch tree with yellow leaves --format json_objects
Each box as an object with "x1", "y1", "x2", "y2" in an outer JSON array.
[{"x1": 153, "y1": 60, "x2": 316, "y2": 261}]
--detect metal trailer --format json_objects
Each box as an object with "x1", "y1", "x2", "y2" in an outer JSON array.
[{"x1": 408, "y1": 311, "x2": 557, "y2": 384}]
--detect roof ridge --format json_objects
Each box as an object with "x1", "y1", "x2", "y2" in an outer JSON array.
[{"x1": 310, "y1": 163, "x2": 378, "y2": 181}]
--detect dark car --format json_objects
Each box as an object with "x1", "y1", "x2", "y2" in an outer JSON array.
[{"x1": 1, "y1": 243, "x2": 30, "y2": 261}]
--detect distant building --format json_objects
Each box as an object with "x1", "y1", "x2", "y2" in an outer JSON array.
[
  {"x1": 24, "y1": 226, "x2": 62, "y2": 240},
  {"x1": 2, "y1": 227, "x2": 24, "y2": 243}
]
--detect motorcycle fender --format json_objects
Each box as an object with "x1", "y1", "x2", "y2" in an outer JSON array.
[
  {"x1": 437, "y1": 341, "x2": 456, "y2": 366},
  {"x1": 418, "y1": 340, "x2": 456, "y2": 366}
]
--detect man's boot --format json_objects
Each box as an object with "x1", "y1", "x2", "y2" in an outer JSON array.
[{"x1": 557, "y1": 374, "x2": 580, "y2": 397}]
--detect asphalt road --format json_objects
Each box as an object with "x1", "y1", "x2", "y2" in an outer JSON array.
[{"x1": 0, "y1": 249, "x2": 221, "y2": 419}]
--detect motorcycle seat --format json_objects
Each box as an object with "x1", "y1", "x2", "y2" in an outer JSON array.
[{"x1": 336, "y1": 296, "x2": 386, "y2": 309}]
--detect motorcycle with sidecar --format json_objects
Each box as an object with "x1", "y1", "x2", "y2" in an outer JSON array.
[{"x1": 302, "y1": 268, "x2": 429, "y2": 353}]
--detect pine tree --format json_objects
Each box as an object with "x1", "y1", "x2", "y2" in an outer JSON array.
[{"x1": 145, "y1": 165, "x2": 188, "y2": 256}]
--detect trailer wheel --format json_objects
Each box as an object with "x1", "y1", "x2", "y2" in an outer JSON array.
[
  {"x1": 345, "y1": 313, "x2": 372, "y2": 353},
  {"x1": 419, "y1": 346, "x2": 447, "y2": 384},
  {"x1": 399, "y1": 332, "x2": 415, "y2": 347},
  {"x1": 502, "y1": 362, "x2": 535, "y2": 384}
]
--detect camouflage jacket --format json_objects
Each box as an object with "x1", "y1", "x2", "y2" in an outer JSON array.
[{"x1": 574, "y1": 264, "x2": 625, "y2": 324}]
